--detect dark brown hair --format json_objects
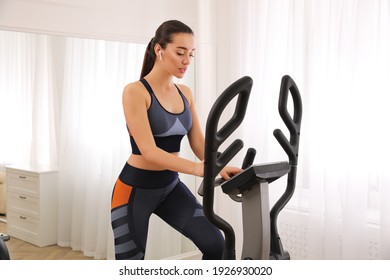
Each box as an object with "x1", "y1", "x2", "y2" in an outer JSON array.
[{"x1": 140, "y1": 20, "x2": 194, "y2": 79}]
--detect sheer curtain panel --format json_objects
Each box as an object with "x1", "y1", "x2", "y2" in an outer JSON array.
[
  {"x1": 0, "y1": 31, "x2": 58, "y2": 167},
  {"x1": 1, "y1": 31, "x2": 194, "y2": 259},
  {"x1": 212, "y1": 0, "x2": 390, "y2": 259}
]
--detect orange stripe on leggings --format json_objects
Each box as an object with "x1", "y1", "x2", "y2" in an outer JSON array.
[{"x1": 111, "y1": 179, "x2": 133, "y2": 209}]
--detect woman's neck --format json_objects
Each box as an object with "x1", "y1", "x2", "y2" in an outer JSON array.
[{"x1": 144, "y1": 67, "x2": 175, "y2": 91}]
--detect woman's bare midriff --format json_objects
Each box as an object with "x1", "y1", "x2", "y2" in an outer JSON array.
[{"x1": 127, "y1": 153, "x2": 179, "y2": 171}]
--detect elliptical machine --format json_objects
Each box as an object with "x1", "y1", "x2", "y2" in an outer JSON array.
[{"x1": 199, "y1": 75, "x2": 302, "y2": 260}]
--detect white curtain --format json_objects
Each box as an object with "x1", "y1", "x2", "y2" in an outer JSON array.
[
  {"x1": 57, "y1": 37, "x2": 196, "y2": 259},
  {"x1": 56, "y1": 37, "x2": 142, "y2": 258},
  {"x1": 0, "y1": 31, "x2": 58, "y2": 167},
  {"x1": 210, "y1": 0, "x2": 390, "y2": 259},
  {"x1": 0, "y1": 31, "x2": 197, "y2": 259}
]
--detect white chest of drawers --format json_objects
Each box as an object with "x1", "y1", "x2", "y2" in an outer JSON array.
[{"x1": 6, "y1": 165, "x2": 58, "y2": 247}]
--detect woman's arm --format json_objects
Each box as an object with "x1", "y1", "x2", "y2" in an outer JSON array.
[
  {"x1": 123, "y1": 82, "x2": 204, "y2": 176},
  {"x1": 179, "y1": 85, "x2": 242, "y2": 180},
  {"x1": 179, "y1": 85, "x2": 205, "y2": 161}
]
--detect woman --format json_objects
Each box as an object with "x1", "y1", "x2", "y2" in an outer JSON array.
[{"x1": 111, "y1": 20, "x2": 241, "y2": 260}]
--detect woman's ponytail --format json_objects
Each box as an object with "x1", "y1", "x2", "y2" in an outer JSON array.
[{"x1": 140, "y1": 38, "x2": 156, "y2": 79}]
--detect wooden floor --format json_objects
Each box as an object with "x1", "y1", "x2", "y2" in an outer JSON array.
[{"x1": 0, "y1": 220, "x2": 94, "y2": 260}]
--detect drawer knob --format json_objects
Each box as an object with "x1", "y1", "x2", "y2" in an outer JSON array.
[
  {"x1": 19, "y1": 195, "x2": 27, "y2": 200},
  {"x1": 19, "y1": 216, "x2": 27, "y2": 220},
  {"x1": 19, "y1": 176, "x2": 27, "y2": 179}
]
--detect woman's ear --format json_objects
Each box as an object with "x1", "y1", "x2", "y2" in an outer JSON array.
[
  {"x1": 154, "y1": 44, "x2": 163, "y2": 61},
  {"x1": 154, "y1": 44, "x2": 161, "y2": 57}
]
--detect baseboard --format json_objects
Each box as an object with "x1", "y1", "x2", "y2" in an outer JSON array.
[{"x1": 163, "y1": 250, "x2": 201, "y2": 260}]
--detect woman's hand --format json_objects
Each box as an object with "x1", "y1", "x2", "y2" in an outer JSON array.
[
  {"x1": 219, "y1": 166, "x2": 242, "y2": 180},
  {"x1": 193, "y1": 162, "x2": 242, "y2": 179}
]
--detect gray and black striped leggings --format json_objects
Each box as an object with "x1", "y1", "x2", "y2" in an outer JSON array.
[{"x1": 111, "y1": 162, "x2": 224, "y2": 260}]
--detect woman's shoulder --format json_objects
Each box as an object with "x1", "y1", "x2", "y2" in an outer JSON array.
[
  {"x1": 122, "y1": 81, "x2": 149, "y2": 105},
  {"x1": 123, "y1": 80, "x2": 148, "y2": 97},
  {"x1": 176, "y1": 83, "x2": 194, "y2": 105},
  {"x1": 123, "y1": 80, "x2": 145, "y2": 94}
]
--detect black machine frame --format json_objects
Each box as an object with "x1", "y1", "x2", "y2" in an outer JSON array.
[{"x1": 201, "y1": 75, "x2": 302, "y2": 260}]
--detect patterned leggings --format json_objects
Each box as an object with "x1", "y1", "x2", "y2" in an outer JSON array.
[{"x1": 111, "y1": 163, "x2": 224, "y2": 260}]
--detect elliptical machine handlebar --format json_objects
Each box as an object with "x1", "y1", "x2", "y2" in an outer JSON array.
[
  {"x1": 202, "y1": 76, "x2": 253, "y2": 260},
  {"x1": 241, "y1": 147, "x2": 257, "y2": 169},
  {"x1": 197, "y1": 147, "x2": 257, "y2": 204},
  {"x1": 270, "y1": 75, "x2": 303, "y2": 259},
  {"x1": 273, "y1": 75, "x2": 302, "y2": 167},
  {"x1": 200, "y1": 75, "x2": 302, "y2": 260}
]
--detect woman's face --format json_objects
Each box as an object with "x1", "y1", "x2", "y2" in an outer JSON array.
[{"x1": 159, "y1": 33, "x2": 195, "y2": 79}]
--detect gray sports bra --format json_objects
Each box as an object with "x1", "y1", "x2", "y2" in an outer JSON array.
[{"x1": 128, "y1": 78, "x2": 193, "y2": 155}]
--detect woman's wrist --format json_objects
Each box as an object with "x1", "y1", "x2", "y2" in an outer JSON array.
[{"x1": 192, "y1": 161, "x2": 204, "y2": 177}]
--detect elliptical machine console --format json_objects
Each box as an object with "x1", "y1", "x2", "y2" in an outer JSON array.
[
  {"x1": 221, "y1": 161, "x2": 291, "y2": 196},
  {"x1": 200, "y1": 75, "x2": 302, "y2": 260}
]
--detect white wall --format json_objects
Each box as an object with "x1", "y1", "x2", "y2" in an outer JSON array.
[
  {"x1": 0, "y1": 0, "x2": 216, "y2": 126},
  {"x1": 0, "y1": 0, "x2": 199, "y2": 43}
]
